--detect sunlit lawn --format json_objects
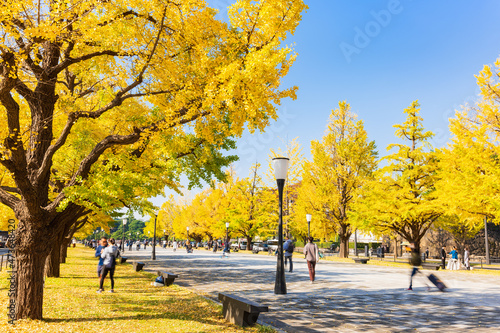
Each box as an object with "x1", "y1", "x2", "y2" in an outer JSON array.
[{"x1": 0, "y1": 247, "x2": 273, "y2": 333}]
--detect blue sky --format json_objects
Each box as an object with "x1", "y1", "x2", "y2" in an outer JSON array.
[{"x1": 150, "y1": 0, "x2": 500, "y2": 210}]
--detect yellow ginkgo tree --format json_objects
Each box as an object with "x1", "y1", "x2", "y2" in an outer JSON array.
[
  {"x1": 353, "y1": 101, "x2": 442, "y2": 252},
  {"x1": 0, "y1": 0, "x2": 306, "y2": 320},
  {"x1": 435, "y1": 59, "x2": 500, "y2": 224},
  {"x1": 296, "y1": 102, "x2": 377, "y2": 257}
]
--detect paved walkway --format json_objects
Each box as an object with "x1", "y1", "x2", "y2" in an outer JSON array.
[{"x1": 125, "y1": 247, "x2": 500, "y2": 332}]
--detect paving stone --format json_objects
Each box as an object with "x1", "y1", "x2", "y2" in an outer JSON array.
[{"x1": 125, "y1": 248, "x2": 500, "y2": 332}]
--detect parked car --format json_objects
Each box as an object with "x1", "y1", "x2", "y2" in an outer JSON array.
[
  {"x1": 239, "y1": 240, "x2": 248, "y2": 250},
  {"x1": 230, "y1": 242, "x2": 240, "y2": 252},
  {"x1": 267, "y1": 239, "x2": 279, "y2": 252},
  {"x1": 252, "y1": 242, "x2": 268, "y2": 253}
]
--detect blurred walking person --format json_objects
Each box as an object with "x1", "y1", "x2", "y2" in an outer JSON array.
[
  {"x1": 407, "y1": 243, "x2": 425, "y2": 291},
  {"x1": 464, "y1": 247, "x2": 470, "y2": 270},
  {"x1": 284, "y1": 237, "x2": 295, "y2": 272},
  {"x1": 303, "y1": 237, "x2": 319, "y2": 283}
]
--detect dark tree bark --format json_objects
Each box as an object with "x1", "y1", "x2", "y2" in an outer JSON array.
[
  {"x1": 338, "y1": 225, "x2": 352, "y2": 259},
  {"x1": 247, "y1": 236, "x2": 253, "y2": 250},
  {"x1": 60, "y1": 238, "x2": 69, "y2": 264},
  {"x1": 45, "y1": 210, "x2": 87, "y2": 277},
  {"x1": 45, "y1": 228, "x2": 65, "y2": 277},
  {"x1": 14, "y1": 222, "x2": 53, "y2": 320},
  {"x1": 61, "y1": 217, "x2": 88, "y2": 264}
]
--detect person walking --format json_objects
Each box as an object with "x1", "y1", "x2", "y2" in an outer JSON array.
[
  {"x1": 407, "y1": 243, "x2": 424, "y2": 291},
  {"x1": 283, "y1": 238, "x2": 295, "y2": 272},
  {"x1": 222, "y1": 239, "x2": 230, "y2": 257},
  {"x1": 186, "y1": 240, "x2": 193, "y2": 253},
  {"x1": 95, "y1": 237, "x2": 107, "y2": 282},
  {"x1": 303, "y1": 237, "x2": 319, "y2": 283},
  {"x1": 173, "y1": 240, "x2": 178, "y2": 252},
  {"x1": 464, "y1": 247, "x2": 470, "y2": 270},
  {"x1": 98, "y1": 238, "x2": 120, "y2": 293},
  {"x1": 440, "y1": 246, "x2": 446, "y2": 269}
]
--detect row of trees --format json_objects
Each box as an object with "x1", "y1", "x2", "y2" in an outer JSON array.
[{"x1": 155, "y1": 61, "x2": 500, "y2": 260}]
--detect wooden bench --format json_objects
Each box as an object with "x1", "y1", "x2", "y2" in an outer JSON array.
[
  {"x1": 218, "y1": 293, "x2": 268, "y2": 327},
  {"x1": 120, "y1": 257, "x2": 128, "y2": 264},
  {"x1": 157, "y1": 270, "x2": 178, "y2": 286},
  {"x1": 133, "y1": 261, "x2": 145, "y2": 272},
  {"x1": 421, "y1": 262, "x2": 441, "y2": 270},
  {"x1": 353, "y1": 258, "x2": 370, "y2": 264}
]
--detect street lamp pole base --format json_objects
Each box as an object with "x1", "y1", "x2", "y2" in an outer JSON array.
[{"x1": 274, "y1": 267, "x2": 287, "y2": 294}]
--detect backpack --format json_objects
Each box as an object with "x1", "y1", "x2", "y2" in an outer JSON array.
[{"x1": 286, "y1": 242, "x2": 295, "y2": 253}]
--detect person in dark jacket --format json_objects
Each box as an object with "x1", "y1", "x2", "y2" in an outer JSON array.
[
  {"x1": 95, "y1": 237, "x2": 107, "y2": 279},
  {"x1": 441, "y1": 246, "x2": 446, "y2": 269}
]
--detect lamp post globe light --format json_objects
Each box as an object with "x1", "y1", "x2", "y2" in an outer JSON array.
[
  {"x1": 306, "y1": 214, "x2": 312, "y2": 239},
  {"x1": 122, "y1": 218, "x2": 128, "y2": 252},
  {"x1": 273, "y1": 157, "x2": 289, "y2": 295}
]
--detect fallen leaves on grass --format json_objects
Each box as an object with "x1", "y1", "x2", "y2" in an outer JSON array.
[{"x1": 0, "y1": 247, "x2": 270, "y2": 333}]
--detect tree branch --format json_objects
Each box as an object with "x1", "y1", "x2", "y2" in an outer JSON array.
[
  {"x1": 0, "y1": 186, "x2": 20, "y2": 194},
  {"x1": 50, "y1": 50, "x2": 130, "y2": 75},
  {"x1": 0, "y1": 187, "x2": 20, "y2": 209}
]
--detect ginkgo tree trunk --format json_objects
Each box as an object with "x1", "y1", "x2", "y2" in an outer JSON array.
[
  {"x1": 0, "y1": 0, "x2": 306, "y2": 320},
  {"x1": 296, "y1": 101, "x2": 377, "y2": 258}
]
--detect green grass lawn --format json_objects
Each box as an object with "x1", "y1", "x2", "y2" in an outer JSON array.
[{"x1": 0, "y1": 246, "x2": 272, "y2": 333}]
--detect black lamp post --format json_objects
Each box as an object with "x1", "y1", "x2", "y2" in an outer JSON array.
[
  {"x1": 122, "y1": 218, "x2": 127, "y2": 252},
  {"x1": 225, "y1": 222, "x2": 230, "y2": 243},
  {"x1": 306, "y1": 213, "x2": 312, "y2": 239},
  {"x1": 485, "y1": 216, "x2": 490, "y2": 265},
  {"x1": 187, "y1": 227, "x2": 189, "y2": 242},
  {"x1": 152, "y1": 213, "x2": 158, "y2": 260},
  {"x1": 273, "y1": 157, "x2": 289, "y2": 295}
]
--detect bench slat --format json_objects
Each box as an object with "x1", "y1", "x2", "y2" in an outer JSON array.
[
  {"x1": 218, "y1": 292, "x2": 268, "y2": 327},
  {"x1": 353, "y1": 258, "x2": 369, "y2": 264}
]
